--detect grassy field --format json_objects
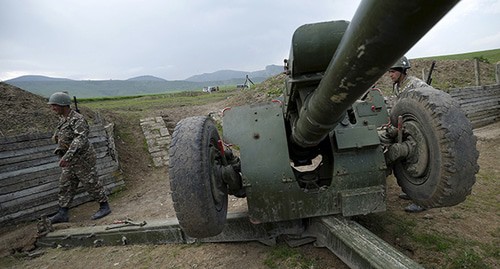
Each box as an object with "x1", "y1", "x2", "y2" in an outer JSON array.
[
  {"x1": 419, "y1": 48, "x2": 500, "y2": 63},
  {"x1": 81, "y1": 87, "x2": 238, "y2": 111}
]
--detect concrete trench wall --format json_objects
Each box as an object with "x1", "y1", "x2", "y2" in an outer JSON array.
[{"x1": 0, "y1": 123, "x2": 124, "y2": 226}]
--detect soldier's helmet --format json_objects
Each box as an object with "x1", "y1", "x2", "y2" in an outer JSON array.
[
  {"x1": 390, "y1": 56, "x2": 411, "y2": 72},
  {"x1": 47, "y1": 92, "x2": 71, "y2": 106}
]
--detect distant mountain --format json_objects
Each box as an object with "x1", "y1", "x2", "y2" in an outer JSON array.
[
  {"x1": 186, "y1": 65, "x2": 283, "y2": 82},
  {"x1": 127, "y1": 75, "x2": 167, "y2": 82},
  {"x1": 186, "y1": 70, "x2": 246, "y2": 82},
  {"x1": 7, "y1": 75, "x2": 73, "y2": 82},
  {"x1": 255, "y1": 65, "x2": 285, "y2": 77},
  {"x1": 4, "y1": 64, "x2": 285, "y2": 98}
]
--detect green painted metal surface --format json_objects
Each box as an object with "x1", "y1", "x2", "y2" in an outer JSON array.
[
  {"x1": 36, "y1": 213, "x2": 302, "y2": 248},
  {"x1": 308, "y1": 216, "x2": 424, "y2": 269},
  {"x1": 223, "y1": 102, "x2": 387, "y2": 224},
  {"x1": 289, "y1": 0, "x2": 460, "y2": 147},
  {"x1": 288, "y1": 20, "x2": 348, "y2": 78},
  {"x1": 224, "y1": 103, "x2": 342, "y2": 223},
  {"x1": 37, "y1": 214, "x2": 423, "y2": 269}
]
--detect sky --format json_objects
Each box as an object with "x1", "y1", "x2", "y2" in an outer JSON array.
[{"x1": 1, "y1": 0, "x2": 499, "y2": 81}]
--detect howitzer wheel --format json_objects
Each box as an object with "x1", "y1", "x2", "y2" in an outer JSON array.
[
  {"x1": 169, "y1": 116, "x2": 228, "y2": 238},
  {"x1": 390, "y1": 87, "x2": 479, "y2": 208}
]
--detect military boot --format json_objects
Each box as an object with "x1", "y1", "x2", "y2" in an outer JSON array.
[
  {"x1": 49, "y1": 207, "x2": 69, "y2": 224},
  {"x1": 91, "y1": 202, "x2": 111, "y2": 220}
]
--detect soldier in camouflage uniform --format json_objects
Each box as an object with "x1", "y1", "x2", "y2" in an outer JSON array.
[
  {"x1": 389, "y1": 56, "x2": 429, "y2": 96},
  {"x1": 47, "y1": 92, "x2": 111, "y2": 223},
  {"x1": 388, "y1": 56, "x2": 428, "y2": 213}
]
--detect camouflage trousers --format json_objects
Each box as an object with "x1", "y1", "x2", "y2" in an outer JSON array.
[{"x1": 58, "y1": 152, "x2": 108, "y2": 208}]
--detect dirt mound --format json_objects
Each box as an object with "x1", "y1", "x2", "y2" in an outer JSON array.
[
  {"x1": 0, "y1": 82, "x2": 97, "y2": 137},
  {"x1": 375, "y1": 59, "x2": 496, "y2": 92},
  {"x1": 0, "y1": 82, "x2": 59, "y2": 137}
]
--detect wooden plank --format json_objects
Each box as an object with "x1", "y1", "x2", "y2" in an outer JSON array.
[
  {"x1": 90, "y1": 124, "x2": 106, "y2": 133},
  {"x1": 0, "y1": 162, "x2": 59, "y2": 180},
  {"x1": 0, "y1": 138, "x2": 54, "y2": 152},
  {"x1": 0, "y1": 122, "x2": 123, "y2": 226},
  {"x1": 89, "y1": 130, "x2": 107, "y2": 138},
  {"x1": 0, "y1": 158, "x2": 117, "y2": 191},
  {"x1": 89, "y1": 136, "x2": 107, "y2": 144},
  {"x1": 0, "y1": 138, "x2": 108, "y2": 159},
  {"x1": 0, "y1": 155, "x2": 59, "y2": 173},
  {"x1": 472, "y1": 116, "x2": 499, "y2": 129},
  {"x1": 0, "y1": 157, "x2": 118, "y2": 192},
  {"x1": 0, "y1": 182, "x2": 59, "y2": 208},
  {"x1": 0, "y1": 132, "x2": 52, "y2": 145},
  {"x1": 0, "y1": 150, "x2": 54, "y2": 166},
  {"x1": 1, "y1": 181, "x2": 124, "y2": 224},
  {"x1": 453, "y1": 97, "x2": 499, "y2": 105},
  {"x1": 462, "y1": 103, "x2": 500, "y2": 114},
  {"x1": 0, "y1": 170, "x2": 59, "y2": 195},
  {"x1": 0, "y1": 144, "x2": 54, "y2": 159},
  {"x1": 1, "y1": 177, "x2": 124, "y2": 217},
  {"x1": 0, "y1": 144, "x2": 113, "y2": 177},
  {"x1": 95, "y1": 140, "x2": 110, "y2": 148},
  {"x1": 0, "y1": 171, "x2": 121, "y2": 204},
  {"x1": 458, "y1": 98, "x2": 500, "y2": 108},
  {"x1": 468, "y1": 107, "x2": 500, "y2": 119},
  {"x1": 451, "y1": 91, "x2": 499, "y2": 100},
  {"x1": 95, "y1": 156, "x2": 117, "y2": 169},
  {"x1": 0, "y1": 166, "x2": 60, "y2": 188},
  {"x1": 458, "y1": 96, "x2": 500, "y2": 106},
  {"x1": 0, "y1": 125, "x2": 107, "y2": 153},
  {"x1": 450, "y1": 87, "x2": 499, "y2": 96},
  {"x1": 0, "y1": 124, "x2": 105, "y2": 144},
  {"x1": 0, "y1": 163, "x2": 120, "y2": 195},
  {"x1": 0, "y1": 193, "x2": 92, "y2": 224},
  {"x1": 0, "y1": 200, "x2": 59, "y2": 224},
  {"x1": 450, "y1": 85, "x2": 499, "y2": 93}
]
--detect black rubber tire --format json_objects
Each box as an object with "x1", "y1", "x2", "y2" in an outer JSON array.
[
  {"x1": 390, "y1": 87, "x2": 479, "y2": 208},
  {"x1": 169, "y1": 116, "x2": 228, "y2": 238}
]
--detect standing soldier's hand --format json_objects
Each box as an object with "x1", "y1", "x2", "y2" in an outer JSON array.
[{"x1": 59, "y1": 159, "x2": 69, "y2": 167}]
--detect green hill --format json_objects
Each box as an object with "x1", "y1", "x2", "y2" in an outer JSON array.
[
  {"x1": 4, "y1": 77, "x2": 267, "y2": 98},
  {"x1": 418, "y1": 48, "x2": 500, "y2": 63}
]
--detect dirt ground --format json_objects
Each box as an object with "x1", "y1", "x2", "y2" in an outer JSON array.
[{"x1": 0, "y1": 83, "x2": 499, "y2": 268}]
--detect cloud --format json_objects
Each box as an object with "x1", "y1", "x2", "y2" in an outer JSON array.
[{"x1": 1, "y1": 0, "x2": 498, "y2": 81}]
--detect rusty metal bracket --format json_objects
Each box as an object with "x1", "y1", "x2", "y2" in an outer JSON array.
[{"x1": 105, "y1": 220, "x2": 147, "y2": 230}]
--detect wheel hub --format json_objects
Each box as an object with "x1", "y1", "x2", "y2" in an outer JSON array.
[
  {"x1": 209, "y1": 145, "x2": 226, "y2": 209},
  {"x1": 402, "y1": 121, "x2": 429, "y2": 181}
]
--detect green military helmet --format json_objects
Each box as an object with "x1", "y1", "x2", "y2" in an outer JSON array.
[
  {"x1": 390, "y1": 56, "x2": 411, "y2": 71},
  {"x1": 47, "y1": 92, "x2": 71, "y2": 106}
]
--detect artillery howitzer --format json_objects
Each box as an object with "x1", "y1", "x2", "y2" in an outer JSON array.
[
  {"x1": 39, "y1": 0, "x2": 478, "y2": 267},
  {"x1": 168, "y1": 0, "x2": 478, "y2": 264},
  {"x1": 170, "y1": 0, "x2": 477, "y2": 235}
]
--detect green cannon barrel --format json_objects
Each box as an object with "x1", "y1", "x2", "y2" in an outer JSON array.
[{"x1": 291, "y1": 0, "x2": 460, "y2": 147}]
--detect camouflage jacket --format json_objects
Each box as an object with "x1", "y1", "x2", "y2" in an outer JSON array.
[
  {"x1": 53, "y1": 110, "x2": 93, "y2": 163},
  {"x1": 393, "y1": 75, "x2": 429, "y2": 96}
]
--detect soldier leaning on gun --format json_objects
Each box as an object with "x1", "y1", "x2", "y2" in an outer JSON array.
[
  {"x1": 47, "y1": 92, "x2": 111, "y2": 223},
  {"x1": 388, "y1": 56, "x2": 428, "y2": 213}
]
